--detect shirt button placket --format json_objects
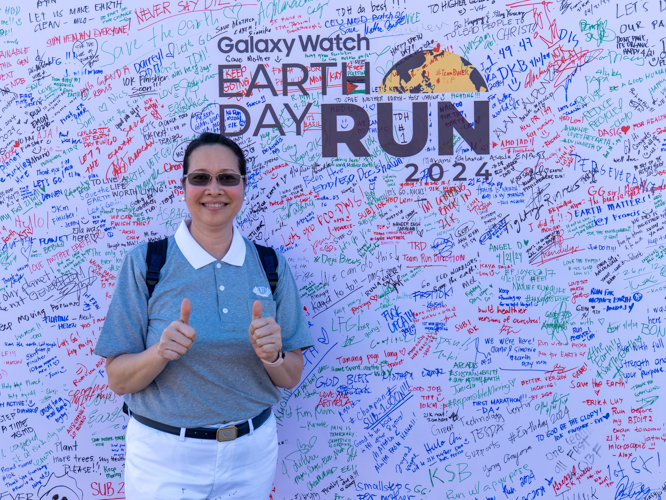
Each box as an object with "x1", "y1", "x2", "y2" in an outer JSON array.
[{"x1": 216, "y1": 262, "x2": 227, "y2": 315}]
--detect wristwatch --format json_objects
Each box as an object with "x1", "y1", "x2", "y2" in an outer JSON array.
[{"x1": 262, "y1": 349, "x2": 285, "y2": 367}]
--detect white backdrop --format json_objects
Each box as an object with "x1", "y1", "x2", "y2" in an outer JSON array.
[{"x1": 0, "y1": 0, "x2": 665, "y2": 498}]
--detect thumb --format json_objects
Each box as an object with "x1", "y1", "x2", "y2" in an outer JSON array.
[
  {"x1": 252, "y1": 300, "x2": 262, "y2": 321},
  {"x1": 180, "y1": 298, "x2": 192, "y2": 325}
]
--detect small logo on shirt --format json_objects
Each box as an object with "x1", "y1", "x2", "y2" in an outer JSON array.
[{"x1": 253, "y1": 286, "x2": 271, "y2": 297}]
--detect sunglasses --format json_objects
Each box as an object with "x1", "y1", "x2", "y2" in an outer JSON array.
[{"x1": 181, "y1": 172, "x2": 246, "y2": 187}]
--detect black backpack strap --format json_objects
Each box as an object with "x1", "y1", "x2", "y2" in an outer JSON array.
[
  {"x1": 254, "y1": 242, "x2": 279, "y2": 295},
  {"x1": 145, "y1": 237, "x2": 168, "y2": 298}
]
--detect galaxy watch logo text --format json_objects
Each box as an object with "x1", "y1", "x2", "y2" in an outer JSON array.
[{"x1": 217, "y1": 35, "x2": 370, "y2": 57}]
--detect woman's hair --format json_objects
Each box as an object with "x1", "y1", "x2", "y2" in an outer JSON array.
[{"x1": 182, "y1": 132, "x2": 247, "y2": 177}]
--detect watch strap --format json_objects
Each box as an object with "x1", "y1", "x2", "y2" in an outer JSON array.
[{"x1": 262, "y1": 349, "x2": 285, "y2": 367}]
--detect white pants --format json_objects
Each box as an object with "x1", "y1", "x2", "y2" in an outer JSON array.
[{"x1": 124, "y1": 412, "x2": 278, "y2": 500}]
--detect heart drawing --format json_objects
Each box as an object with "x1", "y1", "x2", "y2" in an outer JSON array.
[{"x1": 73, "y1": 39, "x2": 99, "y2": 68}]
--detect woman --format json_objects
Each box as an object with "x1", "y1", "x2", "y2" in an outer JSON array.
[{"x1": 95, "y1": 132, "x2": 313, "y2": 499}]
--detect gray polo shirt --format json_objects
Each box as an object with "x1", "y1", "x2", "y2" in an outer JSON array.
[{"x1": 95, "y1": 221, "x2": 313, "y2": 427}]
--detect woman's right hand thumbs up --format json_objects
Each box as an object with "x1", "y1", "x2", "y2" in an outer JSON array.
[{"x1": 157, "y1": 298, "x2": 197, "y2": 361}]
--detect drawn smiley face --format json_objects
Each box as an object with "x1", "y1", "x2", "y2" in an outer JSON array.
[
  {"x1": 38, "y1": 472, "x2": 84, "y2": 500},
  {"x1": 40, "y1": 486, "x2": 81, "y2": 500}
]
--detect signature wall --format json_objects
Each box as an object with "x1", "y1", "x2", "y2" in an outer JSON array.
[{"x1": 0, "y1": 0, "x2": 665, "y2": 498}]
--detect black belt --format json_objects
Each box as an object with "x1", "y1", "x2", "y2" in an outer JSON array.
[{"x1": 122, "y1": 403, "x2": 272, "y2": 442}]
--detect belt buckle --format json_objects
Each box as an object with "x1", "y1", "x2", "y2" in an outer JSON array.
[{"x1": 216, "y1": 425, "x2": 237, "y2": 442}]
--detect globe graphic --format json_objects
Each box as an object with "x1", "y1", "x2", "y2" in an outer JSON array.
[{"x1": 379, "y1": 48, "x2": 488, "y2": 93}]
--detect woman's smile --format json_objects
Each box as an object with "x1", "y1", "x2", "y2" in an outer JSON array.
[{"x1": 202, "y1": 202, "x2": 230, "y2": 208}]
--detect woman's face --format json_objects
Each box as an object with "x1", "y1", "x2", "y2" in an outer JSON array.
[{"x1": 183, "y1": 144, "x2": 245, "y2": 234}]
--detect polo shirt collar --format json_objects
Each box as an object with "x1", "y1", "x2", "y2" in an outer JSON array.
[{"x1": 174, "y1": 220, "x2": 246, "y2": 269}]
